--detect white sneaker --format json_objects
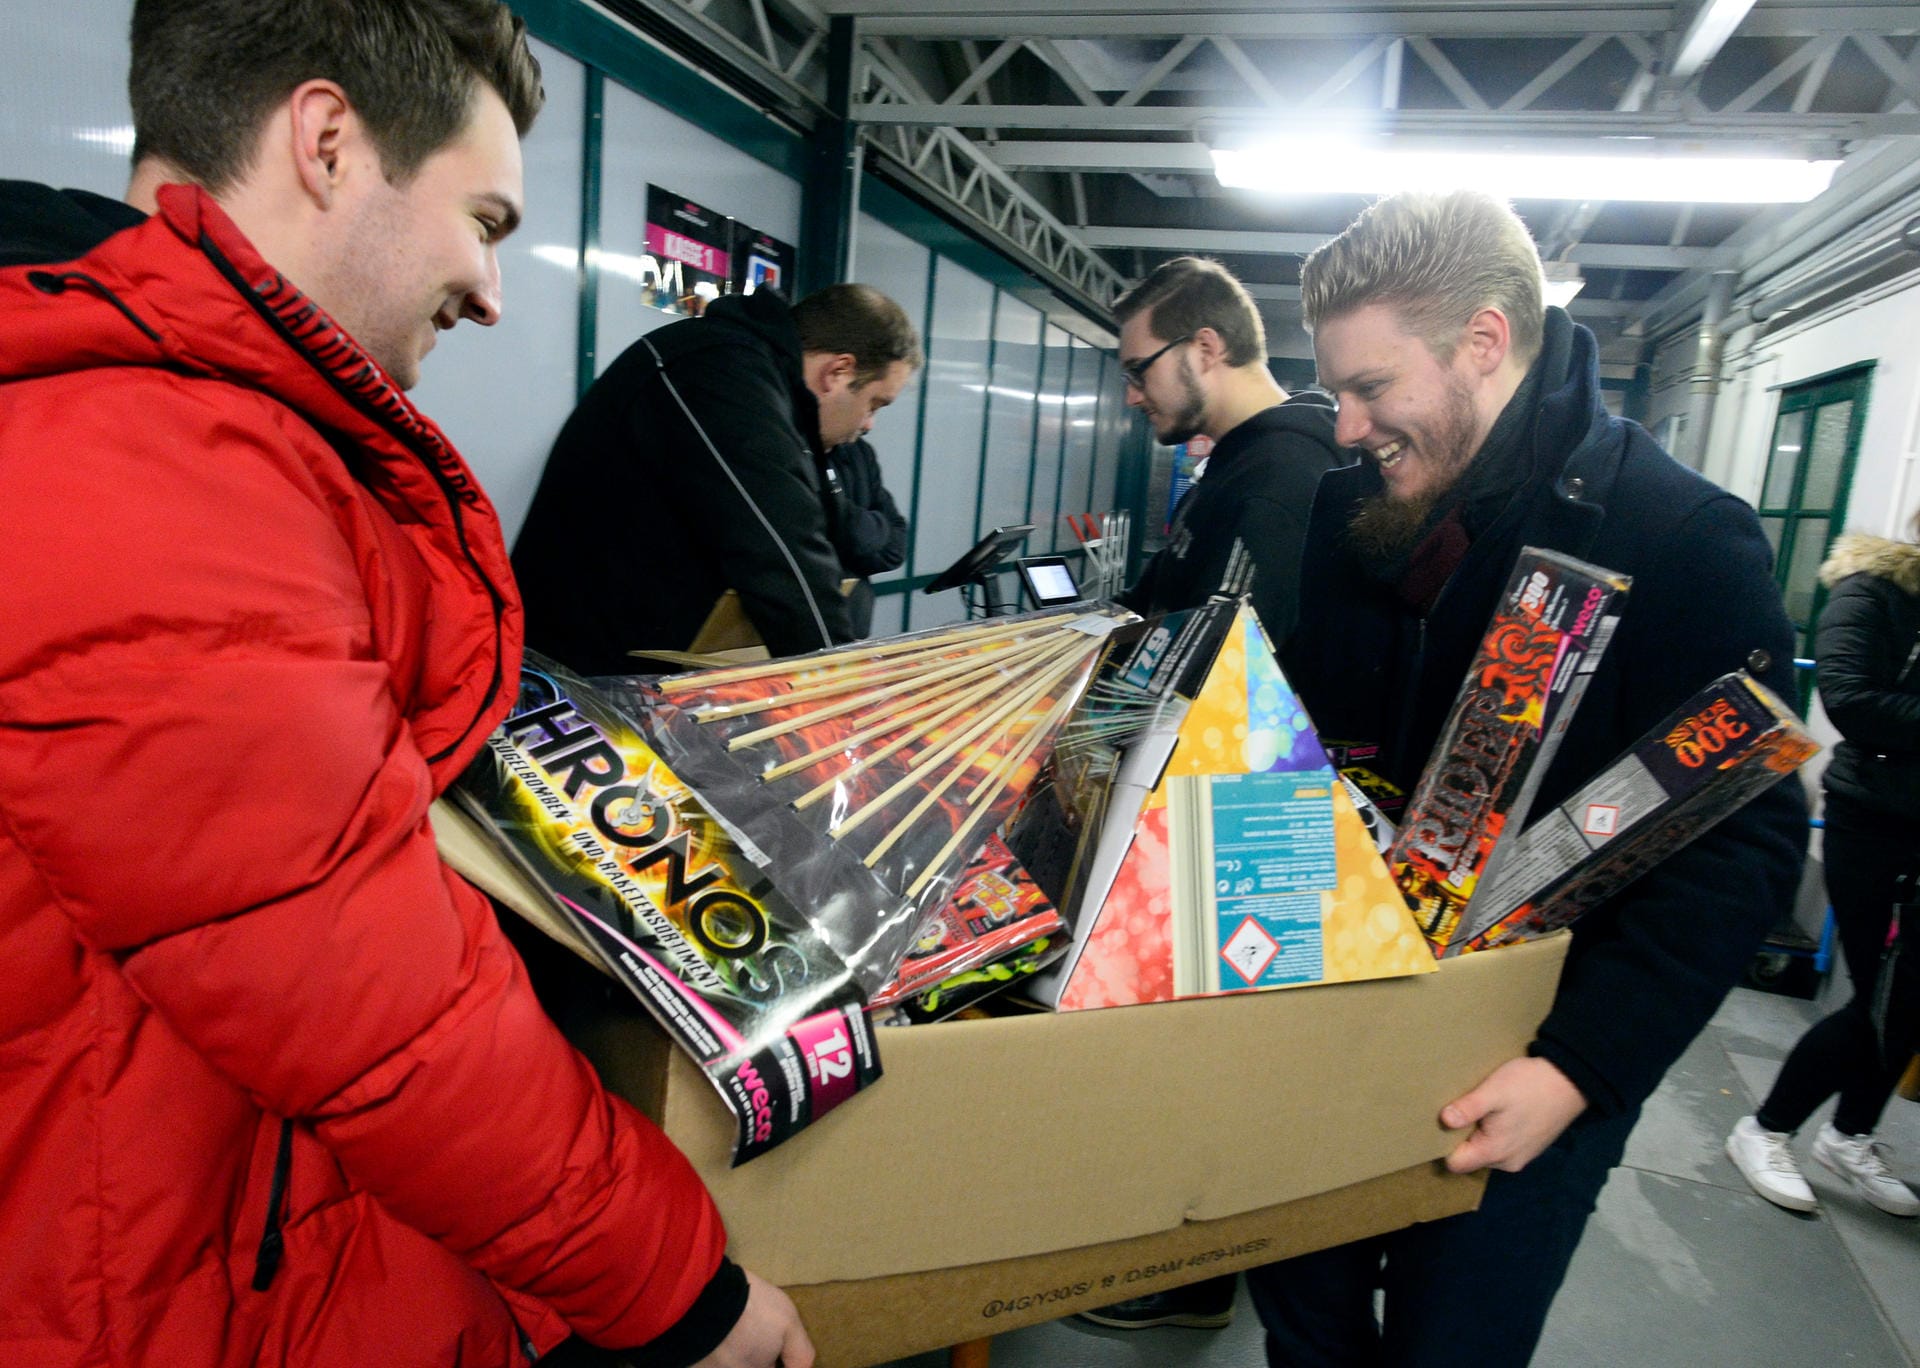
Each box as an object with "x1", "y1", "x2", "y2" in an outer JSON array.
[
  {"x1": 1811, "y1": 1123, "x2": 1920, "y2": 1217},
  {"x1": 1726, "y1": 1116, "x2": 1817, "y2": 1212}
]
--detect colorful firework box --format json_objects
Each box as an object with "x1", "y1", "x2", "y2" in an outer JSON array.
[
  {"x1": 1323, "y1": 739, "x2": 1409, "y2": 826},
  {"x1": 632, "y1": 606, "x2": 1123, "y2": 967},
  {"x1": 1027, "y1": 600, "x2": 1434, "y2": 1011},
  {"x1": 454, "y1": 656, "x2": 883, "y2": 1165},
  {"x1": 1451, "y1": 671, "x2": 1817, "y2": 954},
  {"x1": 1389, "y1": 548, "x2": 1631, "y2": 954},
  {"x1": 871, "y1": 831, "x2": 1066, "y2": 1008},
  {"x1": 879, "y1": 932, "x2": 1065, "y2": 1025}
]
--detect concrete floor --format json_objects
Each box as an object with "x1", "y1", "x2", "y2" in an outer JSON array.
[{"x1": 879, "y1": 978, "x2": 1920, "y2": 1368}]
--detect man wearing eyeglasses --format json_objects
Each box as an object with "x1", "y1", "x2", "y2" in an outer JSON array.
[{"x1": 1111, "y1": 257, "x2": 1350, "y2": 652}]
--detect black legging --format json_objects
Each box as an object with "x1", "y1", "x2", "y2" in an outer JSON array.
[{"x1": 1756, "y1": 792, "x2": 1920, "y2": 1137}]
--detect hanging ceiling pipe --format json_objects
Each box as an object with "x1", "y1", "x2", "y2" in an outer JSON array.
[
  {"x1": 1741, "y1": 214, "x2": 1920, "y2": 327},
  {"x1": 1683, "y1": 270, "x2": 1738, "y2": 470}
]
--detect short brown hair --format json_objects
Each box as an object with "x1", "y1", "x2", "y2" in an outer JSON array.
[
  {"x1": 129, "y1": 0, "x2": 544, "y2": 193},
  {"x1": 1113, "y1": 257, "x2": 1267, "y2": 367},
  {"x1": 793, "y1": 284, "x2": 923, "y2": 385},
  {"x1": 1301, "y1": 191, "x2": 1546, "y2": 366}
]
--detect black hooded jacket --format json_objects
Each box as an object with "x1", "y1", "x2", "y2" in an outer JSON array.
[
  {"x1": 0, "y1": 181, "x2": 144, "y2": 268},
  {"x1": 513, "y1": 290, "x2": 855, "y2": 671},
  {"x1": 1285, "y1": 308, "x2": 1808, "y2": 1118},
  {"x1": 1119, "y1": 389, "x2": 1348, "y2": 649},
  {"x1": 824, "y1": 436, "x2": 908, "y2": 636},
  {"x1": 1815, "y1": 533, "x2": 1920, "y2": 822}
]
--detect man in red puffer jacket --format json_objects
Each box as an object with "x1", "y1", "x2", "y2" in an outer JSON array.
[{"x1": 0, "y1": 3, "x2": 810, "y2": 1366}]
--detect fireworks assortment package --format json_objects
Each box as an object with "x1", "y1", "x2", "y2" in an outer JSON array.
[
  {"x1": 453, "y1": 656, "x2": 884, "y2": 1164},
  {"x1": 1388, "y1": 547, "x2": 1631, "y2": 953},
  {"x1": 869, "y1": 831, "x2": 1067, "y2": 1009},
  {"x1": 634, "y1": 605, "x2": 1126, "y2": 986},
  {"x1": 1027, "y1": 600, "x2": 1433, "y2": 1010},
  {"x1": 452, "y1": 613, "x2": 1119, "y2": 1159},
  {"x1": 1452, "y1": 671, "x2": 1818, "y2": 954},
  {"x1": 878, "y1": 932, "x2": 1066, "y2": 1025}
]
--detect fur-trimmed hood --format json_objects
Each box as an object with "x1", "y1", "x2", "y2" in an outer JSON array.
[{"x1": 1819, "y1": 531, "x2": 1920, "y2": 595}]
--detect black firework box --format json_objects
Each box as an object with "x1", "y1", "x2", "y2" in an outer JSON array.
[
  {"x1": 1450, "y1": 671, "x2": 1818, "y2": 954},
  {"x1": 1388, "y1": 548, "x2": 1631, "y2": 953},
  {"x1": 453, "y1": 655, "x2": 884, "y2": 1165}
]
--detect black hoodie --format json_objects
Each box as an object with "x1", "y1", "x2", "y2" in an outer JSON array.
[
  {"x1": 513, "y1": 289, "x2": 856, "y2": 671},
  {"x1": 1119, "y1": 388, "x2": 1349, "y2": 649},
  {"x1": 0, "y1": 180, "x2": 145, "y2": 267}
]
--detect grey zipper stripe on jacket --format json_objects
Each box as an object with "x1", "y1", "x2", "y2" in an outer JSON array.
[{"x1": 641, "y1": 335, "x2": 834, "y2": 650}]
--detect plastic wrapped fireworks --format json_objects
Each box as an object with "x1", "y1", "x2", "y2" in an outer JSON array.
[
  {"x1": 632, "y1": 605, "x2": 1130, "y2": 983},
  {"x1": 454, "y1": 655, "x2": 884, "y2": 1164},
  {"x1": 869, "y1": 831, "x2": 1068, "y2": 1012}
]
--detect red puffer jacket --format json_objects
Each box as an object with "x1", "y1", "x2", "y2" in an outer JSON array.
[{"x1": 0, "y1": 184, "x2": 728, "y2": 1366}]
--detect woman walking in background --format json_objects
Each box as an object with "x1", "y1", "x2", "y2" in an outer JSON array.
[{"x1": 1727, "y1": 514, "x2": 1920, "y2": 1217}]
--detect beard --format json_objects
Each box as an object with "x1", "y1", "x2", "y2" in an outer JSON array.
[
  {"x1": 1151, "y1": 356, "x2": 1209, "y2": 446},
  {"x1": 1346, "y1": 373, "x2": 1480, "y2": 562},
  {"x1": 1348, "y1": 493, "x2": 1440, "y2": 561}
]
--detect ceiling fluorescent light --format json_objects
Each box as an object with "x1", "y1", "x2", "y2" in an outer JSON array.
[
  {"x1": 1543, "y1": 278, "x2": 1585, "y2": 308},
  {"x1": 1671, "y1": 0, "x2": 1757, "y2": 80},
  {"x1": 1211, "y1": 146, "x2": 1838, "y2": 204},
  {"x1": 1543, "y1": 263, "x2": 1584, "y2": 308}
]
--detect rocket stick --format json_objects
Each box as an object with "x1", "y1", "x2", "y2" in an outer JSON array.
[
  {"x1": 654, "y1": 611, "x2": 1084, "y2": 693},
  {"x1": 825, "y1": 642, "x2": 1088, "y2": 838},
  {"x1": 754, "y1": 637, "x2": 1063, "y2": 778},
  {"x1": 857, "y1": 665, "x2": 1087, "y2": 869},
  {"x1": 725, "y1": 631, "x2": 1066, "y2": 750},
  {"x1": 793, "y1": 635, "x2": 1086, "y2": 814},
  {"x1": 903, "y1": 688, "x2": 1081, "y2": 897}
]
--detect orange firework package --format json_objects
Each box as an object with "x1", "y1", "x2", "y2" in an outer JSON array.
[
  {"x1": 1388, "y1": 548, "x2": 1631, "y2": 953},
  {"x1": 870, "y1": 831, "x2": 1066, "y2": 1009},
  {"x1": 1451, "y1": 671, "x2": 1817, "y2": 954}
]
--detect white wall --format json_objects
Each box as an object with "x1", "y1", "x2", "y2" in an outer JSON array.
[
  {"x1": 908, "y1": 258, "x2": 996, "y2": 630},
  {"x1": 594, "y1": 78, "x2": 802, "y2": 374},
  {"x1": 1029, "y1": 324, "x2": 1074, "y2": 556},
  {"x1": 412, "y1": 39, "x2": 584, "y2": 544},
  {"x1": 1702, "y1": 278, "x2": 1920, "y2": 540},
  {"x1": 979, "y1": 294, "x2": 1045, "y2": 539},
  {"x1": 6, "y1": 1, "x2": 134, "y2": 198}
]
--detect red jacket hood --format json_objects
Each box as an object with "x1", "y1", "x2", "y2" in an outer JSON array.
[{"x1": 0, "y1": 183, "x2": 522, "y2": 781}]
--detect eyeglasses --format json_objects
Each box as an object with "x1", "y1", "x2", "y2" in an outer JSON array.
[{"x1": 1119, "y1": 333, "x2": 1192, "y2": 389}]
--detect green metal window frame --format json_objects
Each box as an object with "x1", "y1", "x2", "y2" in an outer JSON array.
[{"x1": 1757, "y1": 362, "x2": 1872, "y2": 701}]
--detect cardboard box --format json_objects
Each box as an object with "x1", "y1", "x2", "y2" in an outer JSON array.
[{"x1": 564, "y1": 932, "x2": 1569, "y2": 1366}]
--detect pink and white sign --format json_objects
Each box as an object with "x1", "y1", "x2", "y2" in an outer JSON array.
[{"x1": 645, "y1": 222, "x2": 729, "y2": 277}]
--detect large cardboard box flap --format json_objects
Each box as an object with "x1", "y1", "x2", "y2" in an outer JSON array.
[
  {"x1": 791, "y1": 1162, "x2": 1479, "y2": 1366},
  {"x1": 577, "y1": 932, "x2": 1567, "y2": 1287}
]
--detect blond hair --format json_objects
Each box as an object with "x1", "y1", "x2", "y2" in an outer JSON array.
[{"x1": 1301, "y1": 191, "x2": 1545, "y2": 365}]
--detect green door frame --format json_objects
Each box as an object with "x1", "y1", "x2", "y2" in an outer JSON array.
[{"x1": 1757, "y1": 363, "x2": 1873, "y2": 702}]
